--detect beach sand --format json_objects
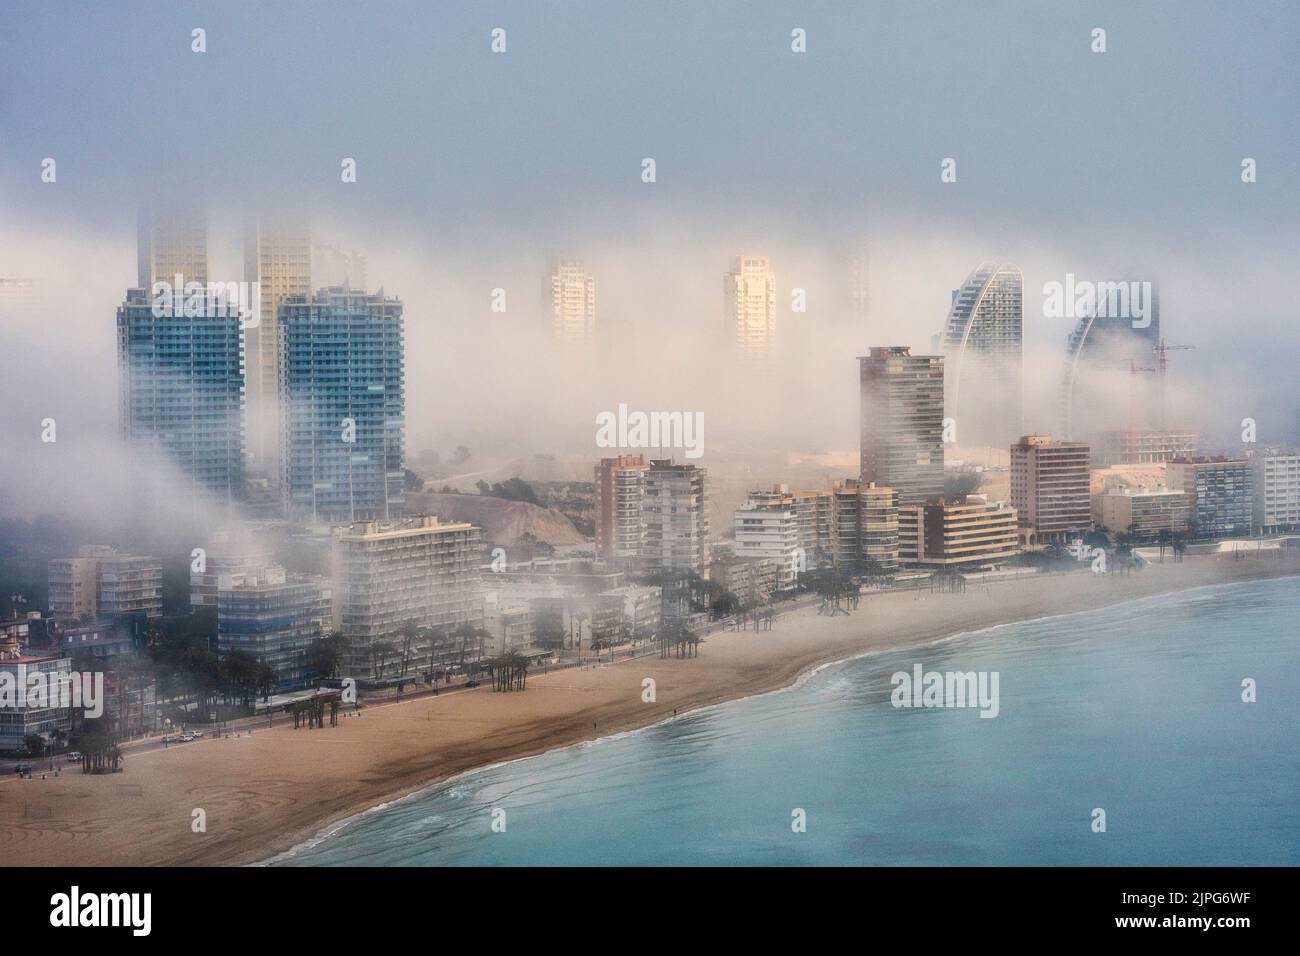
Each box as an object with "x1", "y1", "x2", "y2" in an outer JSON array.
[{"x1": 2, "y1": 554, "x2": 1296, "y2": 866}]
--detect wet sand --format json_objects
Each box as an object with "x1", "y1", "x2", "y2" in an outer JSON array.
[{"x1": 2, "y1": 554, "x2": 1296, "y2": 867}]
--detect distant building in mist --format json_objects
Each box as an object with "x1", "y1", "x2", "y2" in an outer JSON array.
[
  {"x1": 116, "y1": 285, "x2": 246, "y2": 512},
  {"x1": 245, "y1": 218, "x2": 312, "y2": 479},
  {"x1": 594, "y1": 454, "x2": 649, "y2": 559},
  {"x1": 48, "y1": 546, "x2": 162, "y2": 621},
  {"x1": 1009, "y1": 434, "x2": 1091, "y2": 545},
  {"x1": 941, "y1": 262, "x2": 1023, "y2": 450},
  {"x1": 724, "y1": 255, "x2": 776, "y2": 367},
  {"x1": 1094, "y1": 428, "x2": 1198, "y2": 467},
  {"x1": 849, "y1": 241, "x2": 870, "y2": 326},
  {"x1": 548, "y1": 258, "x2": 596, "y2": 350},
  {"x1": 312, "y1": 245, "x2": 367, "y2": 290},
  {"x1": 137, "y1": 203, "x2": 208, "y2": 288},
  {"x1": 1167, "y1": 457, "x2": 1253, "y2": 540},
  {"x1": 279, "y1": 288, "x2": 406, "y2": 525},
  {"x1": 642, "y1": 459, "x2": 709, "y2": 578},
  {"x1": 858, "y1": 347, "x2": 945, "y2": 506},
  {"x1": 331, "y1": 515, "x2": 483, "y2": 685}
]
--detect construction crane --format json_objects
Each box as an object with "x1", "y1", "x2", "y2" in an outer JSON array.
[{"x1": 1153, "y1": 337, "x2": 1193, "y2": 376}]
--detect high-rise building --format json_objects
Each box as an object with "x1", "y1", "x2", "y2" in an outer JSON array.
[
  {"x1": 940, "y1": 263, "x2": 1023, "y2": 450},
  {"x1": 1097, "y1": 487, "x2": 1189, "y2": 540},
  {"x1": 137, "y1": 203, "x2": 208, "y2": 290},
  {"x1": 734, "y1": 497, "x2": 800, "y2": 590},
  {"x1": 217, "y1": 566, "x2": 331, "y2": 691},
  {"x1": 830, "y1": 479, "x2": 899, "y2": 575},
  {"x1": 1167, "y1": 457, "x2": 1253, "y2": 539},
  {"x1": 548, "y1": 259, "x2": 596, "y2": 350},
  {"x1": 594, "y1": 455, "x2": 649, "y2": 559},
  {"x1": 642, "y1": 460, "x2": 709, "y2": 577},
  {"x1": 903, "y1": 496, "x2": 1020, "y2": 568},
  {"x1": 1253, "y1": 452, "x2": 1300, "y2": 534},
  {"x1": 1094, "y1": 428, "x2": 1198, "y2": 466},
  {"x1": 48, "y1": 546, "x2": 162, "y2": 621},
  {"x1": 724, "y1": 256, "x2": 776, "y2": 366},
  {"x1": 331, "y1": 516, "x2": 483, "y2": 684},
  {"x1": 859, "y1": 347, "x2": 945, "y2": 506},
  {"x1": 746, "y1": 486, "x2": 834, "y2": 571},
  {"x1": 117, "y1": 286, "x2": 245, "y2": 511},
  {"x1": 245, "y1": 218, "x2": 312, "y2": 474},
  {"x1": 1010, "y1": 435, "x2": 1091, "y2": 545},
  {"x1": 280, "y1": 288, "x2": 405, "y2": 525},
  {"x1": 190, "y1": 529, "x2": 275, "y2": 608}
]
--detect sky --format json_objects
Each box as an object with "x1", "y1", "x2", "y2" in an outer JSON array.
[{"x1": 1, "y1": 1, "x2": 1298, "y2": 520}]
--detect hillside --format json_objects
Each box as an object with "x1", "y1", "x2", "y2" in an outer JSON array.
[{"x1": 405, "y1": 492, "x2": 588, "y2": 549}]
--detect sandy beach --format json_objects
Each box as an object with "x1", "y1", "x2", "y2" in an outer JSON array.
[{"x1": 2, "y1": 554, "x2": 1296, "y2": 867}]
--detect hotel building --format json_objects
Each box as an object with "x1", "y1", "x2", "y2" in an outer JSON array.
[
  {"x1": 1167, "y1": 457, "x2": 1253, "y2": 539},
  {"x1": 331, "y1": 516, "x2": 483, "y2": 684},
  {"x1": 1010, "y1": 435, "x2": 1091, "y2": 545},
  {"x1": 904, "y1": 496, "x2": 1020, "y2": 569},
  {"x1": 831, "y1": 479, "x2": 900, "y2": 575},
  {"x1": 217, "y1": 566, "x2": 331, "y2": 691},
  {"x1": 1252, "y1": 452, "x2": 1300, "y2": 534},
  {"x1": 280, "y1": 288, "x2": 405, "y2": 525},
  {"x1": 1097, "y1": 487, "x2": 1189, "y2": 540},
  {"x1": 940, "y1": 263, "x2": 1024, "y2": 450},
  {"x1": 642, "y1": 460, "x2": 709, "y2": 577},
  {"x1": 594, "y1": 454, "x2": 649, "y2": 560}
]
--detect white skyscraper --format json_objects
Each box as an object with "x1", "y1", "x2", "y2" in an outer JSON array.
[
  {"x1": 548, "y1": 258, "x2": 596, "y2": 350},
  {"x1": 724, "y1": 255, "x2": 776, "y2": 366}
]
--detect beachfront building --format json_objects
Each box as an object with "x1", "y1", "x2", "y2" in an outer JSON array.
[
  {"x1": 481, "y1": 599, "x2": 534, "y2": 657},
  {"x1": 0, "y1": 642, "x2": 73, "y2": 754},
  {"x1": 548, "y1": 258, "x2": 597, "y2": 351},
  {"x1": 641, "y1": 460, "x2": 710, "y2": 578},
  {"x1": 332, "y1": 516, "x2": 483, "y2": 685},
  {"x1": 903, "y1": 495, "x2": 1020, "y2": 569},
  {"x1": 734, "y1": 497, "x2": 801, "y2": 590},
  {"x1": 217, "y1": 566, "x2": 332, "y2": 691},
  {"x1": 594, "y1": 454, "x2": 649, "y2": 560},
  {"x1": 710, "y1": 556, "x2": 781, "y2": 605},
  {"x1": 859, "y1": 347, "x2": 945, "y2": 507},
  {"x1": 746, "y1": 486, "x2": 834, "y2": 571},
  {"x1": 1253, "y1": 452, "x2": 1300, "y2": 534},
  {"x1": 48, "y1": 546, "x2": 162, "y2": 622},
  {"x1": 1097, "y1": 487, "x2": 1189, "y2": 540},
  {"x1": 1010, "y1": 435, "x2": 1091, "y2": 545},
  {"x1": 940, "y1": 262, "x2": 1024, "y2": 450},
  {"x1": 831, "y1": 479, "x2": 900, "y2": 575},
  {"x1": 724, "y1": 255, "x2": 777, "y2": 368},
  {"x1": 1167, "y1": 457, "x2": 1253, "y2": 539},
  {"x1": 280, "y1": 287, "x2": 405, "y2": 525}
]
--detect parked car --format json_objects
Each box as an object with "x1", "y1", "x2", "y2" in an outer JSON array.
[
  {"x1": 65, "y1": 751, "x2": 82, "y2": 761},
  {"x1": 464, "y1": 680, "x2": 481, "y2": 688},
  {"x1": 188, "y1": 730, "x2": 204, "y2": 738},
  {"x1": 14, "y1": 763, "x2": 32, "y2": 774},
  {"x1": 178, "y1": 734, "x2": 195, "y2": 742}
]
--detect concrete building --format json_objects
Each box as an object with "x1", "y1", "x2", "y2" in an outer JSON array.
[
  {"x1": 710, "y1": 556, "x2": 781, "y2": 605},
  {"x1": 1167, "y1": 457, "x2": 1253, "y2": 539},
  {"x1": 745, "y1": 486, "x2": 834, "y2": 571},
  {"x1": 280, "y1": 288, "x2": 405, "y2": 524},
  {"x1": 1254, "y1": 452, "x2": 1300, "y2": 534},
  {"x1": 594, "y1": 454, "x2": 649, "y2": 559},
  {"x1": 734, "y1": 497, "x2": 800, "y2": 590},
  {"x1": 482, "y1": 599, "x2": 534, "y2": 657},
  {"x1": 48, "y1": 547, "x2": 162, "y2": 621},
  {"x1": 548, "y1": 258, "x2": 596, "y2": 350},
  {"x1": 642, "y1": 460, "x2": 709, "y2": 577},
  {"x1": 940, "y1": 262, "x2": 1023, "y2": 450},
  {"x1": 331, "y1": 516, "x2": 483, "y2": 684},
  {"x1": 190, "y1": 530, "x2": 275, "y2": 609},
  {"x1": 1010, "y1": 435, "x2": 1091, "y2": 545},
  {"x1": 859, "y1": 347, "x2": 945, "y2": 506},
  {"x1": 1097, "y1": 487, "x2": 1189, "y2": 540},
  {"x1": 831, "y1": 479, "x2": 900, "y2": 574},
  {"x1": 244, "y1": 218, "x2": 312, "y2": 476},
  {"x1": 217, "y1": 566, "x2": 331, "y2": 691},
  {"x1": 0, "y1": 650, "x2": 74, "y2": 754},
  {"x1": 724, "y1": 255, "x2": 776, "y2": 367},
  {"x1": 904, "y1": 496, "x2": 1020, "y2": 569}
]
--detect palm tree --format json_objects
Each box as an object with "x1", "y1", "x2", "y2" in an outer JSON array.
[{"x1": 1156, "y1": 529, "x2": 1171, "y2": 562}]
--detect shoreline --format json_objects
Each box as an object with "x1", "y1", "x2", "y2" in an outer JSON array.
[
  {"x1": 4, "y1": 555, "x2": 1297, "y2": 867},
  {"x1": 265, "y1": 570, "x2": 1296, "y2": 865}
]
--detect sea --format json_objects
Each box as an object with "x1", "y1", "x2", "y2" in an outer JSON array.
[{"x1": 273, "y1": 576, "x2": 1300, "y2": 866}]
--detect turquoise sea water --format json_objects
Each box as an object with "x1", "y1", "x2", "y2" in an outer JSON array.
[{"x1": 276, "y1": 577, "x2": 1300, "y2": 866}]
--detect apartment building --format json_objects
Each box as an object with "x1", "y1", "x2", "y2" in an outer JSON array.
[{"x1": 1010, "y1": 435, "x2": 1091, "y2": 545}]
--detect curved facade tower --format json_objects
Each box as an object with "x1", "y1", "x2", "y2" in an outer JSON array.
[{"x1": 940, "y1": 262, "x2": 1023, "y2": 450}]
